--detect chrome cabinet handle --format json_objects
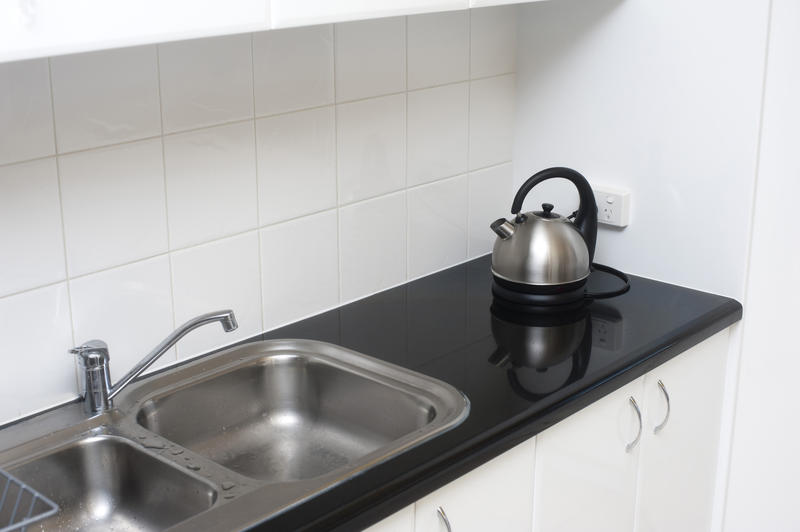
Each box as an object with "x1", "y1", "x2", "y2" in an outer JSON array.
[
  {"x1": 654, "y1": 379, "x2": 671, "y2": 434},
  {"x1": 437, "y1": 506, "x2": 452, "y2": 532},
  {"x1": 626, "y1": 396, "x2": 642, "y2": 452}
]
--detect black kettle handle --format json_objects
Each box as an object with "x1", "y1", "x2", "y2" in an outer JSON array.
[{"x1": 510, "y1": 167, "x2": 599, "y2": 261}]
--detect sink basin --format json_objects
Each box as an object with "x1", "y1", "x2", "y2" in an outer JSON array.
[
  {"x1": 0, "y1": 340, "x2": 468, "y2": 531},
  {"x1": 8, "y1": 435, "x2": 216, "y2": 531},
  {"x1": 135, "y1": 340, "x2": 469, "y2": 482}
]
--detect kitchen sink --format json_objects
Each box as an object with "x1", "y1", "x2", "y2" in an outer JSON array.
[
  {"x1": 0, "y1": 340, "x2": 468, "y2": 530},
  {"x1": 135, "y1": 341, "x2": 467, "y2": 482},
  {"x1": 7, "y1": 435, "x2": 216, "y2": 531}
]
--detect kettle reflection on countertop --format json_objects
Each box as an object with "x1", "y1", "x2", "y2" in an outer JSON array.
[{"x1": 489, "y1": 301, "x2": 624, "y2": 401}]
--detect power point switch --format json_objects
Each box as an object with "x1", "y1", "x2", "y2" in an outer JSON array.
[{"x1": 592, "y1": 186, "x2": 631, "y2": 228}]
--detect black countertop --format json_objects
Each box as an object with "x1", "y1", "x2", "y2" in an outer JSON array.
[{"x1": 247, "y1": 255, "x2": 742, "y2": 531}]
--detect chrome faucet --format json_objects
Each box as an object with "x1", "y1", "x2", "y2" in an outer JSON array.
[{"x1": 70, "y1": 310, "x2": 238, "y2": 415}]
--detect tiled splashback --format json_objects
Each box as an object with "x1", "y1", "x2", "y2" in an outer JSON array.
[{"x1": 0, "y1": 7, "x2": 517, "y2": 424}]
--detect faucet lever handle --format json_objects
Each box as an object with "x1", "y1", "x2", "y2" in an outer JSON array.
[
  {"x1": 70, "y1": 339, "x2": 108, "y2": 352},
  {"x1": 70, "y1": 340, "x2": 110, "y2": 365}
]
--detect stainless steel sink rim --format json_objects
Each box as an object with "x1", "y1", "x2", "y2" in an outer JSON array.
[
  {"x1": 129, "y1": 340, "x2": 470, "y2": 484},
  {"x1": 0, "y1": 340, "x2": 470, "y2": 531}
]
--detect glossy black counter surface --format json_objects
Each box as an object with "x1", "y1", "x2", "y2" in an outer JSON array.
[{"x1": 247, "y1": 255, "x2": 742, "y2": 532}]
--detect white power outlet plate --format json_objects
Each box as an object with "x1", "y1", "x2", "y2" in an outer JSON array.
[{"x1": 593, "y1": 186, "x2": 631, "y2": 227}]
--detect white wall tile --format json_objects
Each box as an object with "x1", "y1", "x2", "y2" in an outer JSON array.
[
  {"x1": 164, "y1": 121, "x2": 258, "y2": 248},
  {"x1": 408, "y1": 83, "x2": 469, "y2": 186},
  {"x1": 334, "y1": 17, "x2": 406, "y2": 102},
  {"x1": 471, "y1": 6, "x2": 517, "y2": 78},
  {"x1": 0, "y1": 16, "x2": 519, "y2": 425},
  {"x1": 468, "y1": 163, "x2": 513, "y2": 257},
  {"x1": 0, "y1": 159, "x2": 66, "y2": 297},
  {"x1": 339, "y1": 192, "x2": 406, "y2": 301},
  {"x1": 256, "y1": 107, "x2": 336, "y2": 225},
  {"x1": 0, "y1": 283, "x2": 76, "y2": 423},
  {"x1": 69, "y1": 256, "x2": 175, "y2": 381},
  {"x1": 408, "y1": 175, "x2": 468, "y2": 278},
  {"x1": 260, "y1": 210, "x2": 339, "y2": 329},
  {"x1": 253, "y1": 26, "x2": 334, "y2": 116},
  {"x1": 59, "y1": 139, "x2": 168, "y2": 276},
  {"x1": 469, "y1": 74, "x2": 515, "y2": 170},
  {"x1": 0, "y1": 59, "x2": 55, "y2": 165},
  {"x1": 337, "y1": 94, "x2": 406, "y2": 204},
  {"x1": 407, "y1": 11, "x2": 469, "y2": 90},
  {"x1": 159, "y1": 34, "x2": 254, "y2": 133},
  {"x1": 171, "y1": 231, "x2": 262, "y2": 359},
  {"x1": 50, "y1": 46, "x2": 160, "y2": 153}
]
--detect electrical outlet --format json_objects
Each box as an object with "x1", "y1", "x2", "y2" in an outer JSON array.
[{"x1": 593, "y1": 186, "x2": 631, "y2": 227}]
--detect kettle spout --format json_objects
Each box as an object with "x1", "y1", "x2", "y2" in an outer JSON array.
[{"x1": 491, "y1": 218, "x2": 515, "y2": 240}]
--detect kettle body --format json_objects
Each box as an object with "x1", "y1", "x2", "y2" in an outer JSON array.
[
  {"x1": 491, "y1": 204, "x2": 591, "y2": 288},
  {"x1": 490, "y1": 167, "x2": 598, "y2": 300}
]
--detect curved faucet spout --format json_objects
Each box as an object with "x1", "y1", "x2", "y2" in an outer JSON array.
[{"x1": 107, "y1": 310, "x2": 238, "y2": 400}]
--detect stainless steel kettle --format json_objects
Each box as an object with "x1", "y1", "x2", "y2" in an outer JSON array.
[{"x1": 490, "y1": 167, "x2": 629, "y2": 307}]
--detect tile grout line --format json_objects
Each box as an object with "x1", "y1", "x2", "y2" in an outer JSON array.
[
  {"x1": 155, "y1": 44, "x2": 178, "y2": 361},
  {"x1": 466, "y1": 8, "x2": 474, "y2": 259},
  {"x1": 46, "y1": 55, "x2": 80, "y2": 390},
  {"x1": 250, "y1": 33, "x2": 266, "y2": 335},
  {"x1": 332, "y1": 23, "x2": 344, "y2": 304},
  {"x1": 0, "y1": 154, "x2": 512, "y2": 306},
  {"x1": 2, "y1": 14, "x2": 513, "y2": 289},
  {"x1": 0, "y1": 74, "x2": 521, "y2": 172},
  {"x1": 404, "y1": 15, "x2": 411, "y2": 281}
]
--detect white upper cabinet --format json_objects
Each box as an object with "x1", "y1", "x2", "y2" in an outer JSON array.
[
  {"x1": 271, "y1": 0, "x2": 468, "y2": 29},
  {"x1": 470, "y1": 0, "x2": 544, "y2": 6},
  {"x1": 0, "y1": 0, "x2": 537, "y2": 63},
  {"x1": 0, "y1": 0, "x2": 270, "y2": 63}
]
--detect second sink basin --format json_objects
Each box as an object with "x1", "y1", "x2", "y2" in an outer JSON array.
[
  {"x1": 135, "y1": 340, "x2": 468, "y2": 483},
  {"x1": 8, "y1": 435, "x2": 216, "y2": 531}
]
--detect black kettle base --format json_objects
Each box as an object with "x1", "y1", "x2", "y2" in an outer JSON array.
[{"x1": 491, "y1": 278, "x2": 588, "y2": 314}]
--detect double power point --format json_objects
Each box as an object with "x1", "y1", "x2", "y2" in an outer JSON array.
[{"x1": 593, "y1": 186, "x2": 631, "y2": 227}]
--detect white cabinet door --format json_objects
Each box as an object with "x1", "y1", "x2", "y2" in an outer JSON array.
[
  {"x1": 634, "y1": 331, "x2": 729, "y2": 532},
  {"x1": 364, "y1": 505, "x2": 415, "y2": 532},
  {"x1": 532, "y1": 378, "x2": 644, "y2": 532},
  {"x1": 271, "y1": 0, "x2": 468, "y2": 28},
  {"x1": 415, "y1": 438, "x2": 536, "y2": 532}
]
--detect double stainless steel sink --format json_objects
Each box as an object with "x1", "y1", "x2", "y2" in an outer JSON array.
[{"x1": 0, "y1": 340, "x2": 469, "y2": 531}]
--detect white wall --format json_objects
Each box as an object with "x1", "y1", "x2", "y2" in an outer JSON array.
[
  {"x1": 515, "y1": 0, "x2": 800, "y2": 530},
  {"x1": 724, "y1": 1, "x2": 800, "y2": 529},
  {"x1": 0, "y1": 7, "x2": 518, "y2": 425},
  {"x1": 514, "y1": 0, "x2": 769, "y2": 299}
]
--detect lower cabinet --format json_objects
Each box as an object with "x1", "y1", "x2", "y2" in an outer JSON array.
[
  {"x1": 532, "y1": 330, "x2": 729, "y2": 532},
  {"x1": 634, "y1": 330, "x2": 728, "y2": 532},
  {"x1": 365, "y1": 329, "x2": 730, "y2": 532},
  {"x1": 415, "y1": 438, "x2": 536, "y2": 532},
  {"x1": 364, "y1": 439, "x2": 535, "y2": 532},
  {"x1": 532, "y1": 378, "x2": 643, "y2": 532}
]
